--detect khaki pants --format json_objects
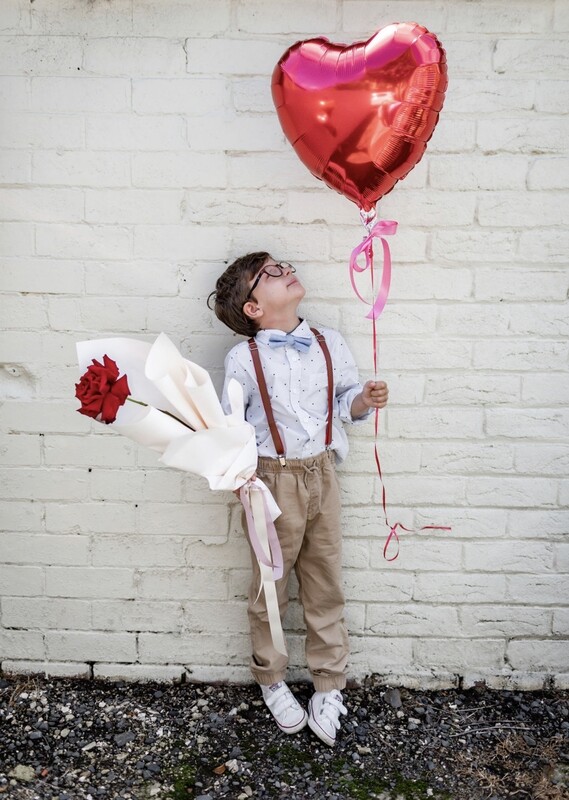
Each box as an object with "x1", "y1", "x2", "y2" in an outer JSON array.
[{"x1": 244, "y1": 449, "x2": 349, "y2": 692}]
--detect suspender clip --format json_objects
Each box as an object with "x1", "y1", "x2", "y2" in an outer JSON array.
[{"x1": 278, "y1": 455, "x2": 287, "y2": 467}]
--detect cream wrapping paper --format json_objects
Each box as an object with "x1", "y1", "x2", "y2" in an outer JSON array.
[{"x1": 76, "y1": 333, "x2": 286, "y2": 654}]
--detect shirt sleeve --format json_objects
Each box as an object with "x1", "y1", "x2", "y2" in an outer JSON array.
[
  {"x1": 221, "y1": 346, "x2": 254, "y2": 418},
  {"x1": 332, "y1": 332, "x2": 373, "y2": 425}
]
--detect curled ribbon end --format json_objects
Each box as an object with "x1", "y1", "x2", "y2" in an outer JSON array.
[{"x1": 383, "y1": 525, "x2": 400, "y2": 562}]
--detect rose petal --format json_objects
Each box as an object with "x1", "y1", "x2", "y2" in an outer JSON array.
[
  {"x1": 102, "y1": 354, "x2": 119, "y2": 381},
  {"x1": 100, "y1": 393, "x2": 120, "y2": 424},
  {"x1": 111, "y1": 374, "x2": 130, "y2": 404},
  {"x1": 77, "y1": 403, "x2": 102, "y2": 419}
]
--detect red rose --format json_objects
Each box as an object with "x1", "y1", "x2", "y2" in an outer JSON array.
[{"x1": 75, "y1": 354, "x2": 130, "y2": 424}]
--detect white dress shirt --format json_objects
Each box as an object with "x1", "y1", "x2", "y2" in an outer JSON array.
[{"x1": 221, "y1": 319, "x2": 371, "y2": 464}]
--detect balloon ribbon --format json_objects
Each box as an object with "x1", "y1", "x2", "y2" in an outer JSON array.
[{"x1": 350, "y1": 215, "x2": 451, "y2": 560}]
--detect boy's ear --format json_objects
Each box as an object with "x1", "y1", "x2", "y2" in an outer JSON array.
[{"x1": 243, "y1": 300, "x2": 263, "y2": 321}]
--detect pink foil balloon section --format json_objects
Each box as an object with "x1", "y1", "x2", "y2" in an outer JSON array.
[{"x1": 272, "y1": 22, "x2": 448, "y2": 212}]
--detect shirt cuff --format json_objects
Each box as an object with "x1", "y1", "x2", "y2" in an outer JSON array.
[
  {"x1": 338, "y1": 385, "x2": 373, "y2": 424},
  {"x1": 351, "y1": 405, "x2": 374, "y2": 423}
]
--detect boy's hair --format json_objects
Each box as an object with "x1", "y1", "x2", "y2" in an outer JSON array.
[{"x1": 207, "y1": 251, "x2": 270, "y2": 337}]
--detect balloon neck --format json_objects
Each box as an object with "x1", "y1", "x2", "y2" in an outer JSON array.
[{"x1": 360, "y1": 207, "x2": 377, "y2": 234}]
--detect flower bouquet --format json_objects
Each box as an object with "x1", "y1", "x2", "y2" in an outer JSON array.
[{"x1": 75, "y1": 333, "x2": 286, "y2": 654}]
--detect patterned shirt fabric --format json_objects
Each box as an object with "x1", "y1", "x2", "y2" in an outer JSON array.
[{"x1": 221, "y1": 319, "x2": 371, "y2": 463}]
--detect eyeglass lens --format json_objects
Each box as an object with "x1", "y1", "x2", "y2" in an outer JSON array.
[
  {"x1": 246, "y1": 262, "x2": 296, "y2": 300},
  {"x1": 264, "y1": 262, "x2": 295, "y2": 276}
]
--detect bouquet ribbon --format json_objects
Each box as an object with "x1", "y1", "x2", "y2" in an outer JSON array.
[{"x1": 240, "y1": 481, "x2": 286, "y2": 655}]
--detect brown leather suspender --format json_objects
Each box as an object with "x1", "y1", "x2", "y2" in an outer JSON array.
[
  {"x1": 310, "y1": 328, "x2": 334, "y2": 451},
  {"x1": 247, "y1": 327, "x2": 334, "y2": 466},
  {"x1": 248, "y1": 338, "x2": 287, "y2": 463}
]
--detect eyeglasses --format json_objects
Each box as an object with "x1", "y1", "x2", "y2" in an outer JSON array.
[{"x1": 245, "y1": 262, "x2": 296, "y2": 300}]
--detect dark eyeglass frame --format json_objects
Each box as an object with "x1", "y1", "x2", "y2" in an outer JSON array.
[{"x1": 245, "y1": 262, "x2": 296, "y2": 301}]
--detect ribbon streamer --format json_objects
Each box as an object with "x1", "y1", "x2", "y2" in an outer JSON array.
[
  {"x1": 240, "y1": 480, "x2": 287, "y2": 656},
  {"x1": 240, "y1": 481, "x2": 283, "y2": 578}
]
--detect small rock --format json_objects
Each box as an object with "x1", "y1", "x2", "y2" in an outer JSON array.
[
  {"x1": 384, "y1": 688, "x2": 402, "y2": 709},
  {"x1": 114, "y1": 731, "x2": 136, "y2": 747},
  {"x1": 8, "y1": 766, "x2": 36, "y2": 783},
  {"x1": 550, "y1": 764, "x2": 569, "y2": 788}
]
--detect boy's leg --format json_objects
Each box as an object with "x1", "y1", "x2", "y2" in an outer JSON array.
[
  {"x1": 244, "y1": 465, "x2": 308, "y2": 686},
  {"x1": 294, "y1": 452, "x2": 349, "y2": 693}
]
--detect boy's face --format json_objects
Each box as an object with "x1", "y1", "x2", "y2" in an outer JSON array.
[{"x1": 244, "y1": 257, "x2": 305, "y2": 318}]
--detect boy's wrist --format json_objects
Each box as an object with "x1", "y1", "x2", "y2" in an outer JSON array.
[{"x1": 350, "y1": 392, "x2": 369, "y2": 419}]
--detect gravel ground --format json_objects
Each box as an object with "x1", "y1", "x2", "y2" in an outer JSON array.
[{"x1": 1, "y1": 674, "x2": 568, "y2": 800}]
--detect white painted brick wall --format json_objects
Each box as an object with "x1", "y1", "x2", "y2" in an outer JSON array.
[{"x1": 0, "y1": 0, "x2": 568, "y2": 689}]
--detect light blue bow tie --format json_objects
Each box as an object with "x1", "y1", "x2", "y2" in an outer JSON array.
[{"x1": 268, "y1": 333, "x2": 312, "y2": 353}]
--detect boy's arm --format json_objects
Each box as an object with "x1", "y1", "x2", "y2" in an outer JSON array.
[
  {"x1": 222, "y1": 348, "x2": 257, "y2": 497},
  {"x1": 332, "y1": 332, "x2": 388, "y2": 422},
  {"x1": 221, "y1": 347, "x2": 254, "y2": 417}
]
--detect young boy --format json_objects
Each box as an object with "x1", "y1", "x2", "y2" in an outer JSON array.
[{"x1": 208, "y1": 252, "x2": 388, "y2": 746}]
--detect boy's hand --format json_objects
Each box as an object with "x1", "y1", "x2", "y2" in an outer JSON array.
[
  {"x1": 362, "y1": 380, "x2": 389, "y2": 409},
  {"x1": 351, "y1": 381, "x2": 389, "y2": 418}
]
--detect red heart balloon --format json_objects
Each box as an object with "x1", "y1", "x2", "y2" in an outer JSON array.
[{"x1": 272, "y1": 23, "x2": 447, "y2": 213}]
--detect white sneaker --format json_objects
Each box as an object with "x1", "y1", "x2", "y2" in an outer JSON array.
[
  {"x1": 308, "y1": 689, "x2": 347, "y2": 746},
  {"x1": 261, "y1": 681, "x2": 308, "y2": 734}
]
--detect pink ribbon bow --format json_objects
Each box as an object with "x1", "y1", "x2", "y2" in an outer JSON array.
[{"x1": 349, "y1": 219, "x2": 398, "y2": 320}]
